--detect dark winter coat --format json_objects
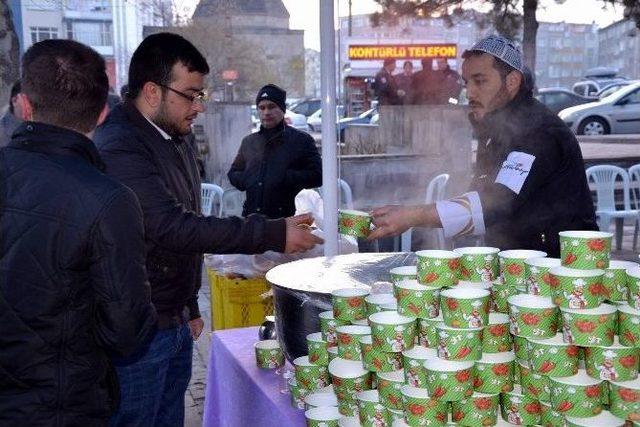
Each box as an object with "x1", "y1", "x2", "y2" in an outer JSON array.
[{"x1": 373, "y1": 68, "x2": 401, "y2": 105}]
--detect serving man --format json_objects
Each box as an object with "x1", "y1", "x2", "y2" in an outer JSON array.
[{"x1": 369, "y1": 35, "x2": 597, "y2": 256}]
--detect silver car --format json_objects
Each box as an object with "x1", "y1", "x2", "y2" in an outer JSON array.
[{"x1": 559, "y1": 82, "x2": 640, "y2": 135}]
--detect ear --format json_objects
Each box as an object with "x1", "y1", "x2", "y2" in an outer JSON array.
[
  {"x1": 96, "y1": 104, "x2": 109, "y2": 127},
  {"x1": 16, "y1": 93, "x2": 33, "y2": 121},
  {"x1": 506, "y1": 71, "x2": 523, "y2": 94},
  {"x1": 141, "y1": 81, "x2": 162, "y2": 108}
]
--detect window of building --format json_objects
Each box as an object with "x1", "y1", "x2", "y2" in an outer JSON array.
[
  {"x1": 30, "y1": 27, "x2": 59, "y2": 43},
  {"x1": 68, "y1": 21, "x2": 112, "y2": 46}
]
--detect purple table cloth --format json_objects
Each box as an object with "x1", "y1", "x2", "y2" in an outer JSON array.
[{"x1": 203, "y1": 327, "x2": 306, "y2": 427}]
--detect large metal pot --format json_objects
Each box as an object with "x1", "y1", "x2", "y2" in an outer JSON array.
[{"x1": 266, "y1": 252, "x2": 414, "y2": 362}]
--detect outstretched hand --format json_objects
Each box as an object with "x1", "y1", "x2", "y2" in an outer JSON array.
[
  {"x1": 368, "y1": 205, "x2": 420, "y2": 240},
  {"x1": 284, "y1": 213, "x2": 324, "y2": 253}
]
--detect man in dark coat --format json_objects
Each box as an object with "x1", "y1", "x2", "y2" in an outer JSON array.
[
  {"x1": 410, "y1": 58, "x2": 438, "y2": 104},
  {"x1": 374, "y1": 58, "x2": 401, "y2": 105},
  {"x1": 368, "y1": 35, "x2": 597, "y2": 256},
  {"x1": 0, "y1": 39, "x2": 157, "y2": 426},
  {"x1": 94, "y1": 33, "x2": 321, "y2": 426},
  {"x1": 432, "y1": 58, "x2": 463, "y2": 104},
  {"x1": 228, "y1": 84, "x2": 322, "y2": 218}
]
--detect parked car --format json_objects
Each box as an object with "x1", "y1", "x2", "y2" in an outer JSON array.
[
  {"x1": 338, "y1": 108, "x2": 377, "y2": 139},
  {"x1": 559, "y1": 82, "x2": 640, "y2": 135},
  {"x1": 596, "y1": 81, "x2": 636, "y2": 99},
  {"x1": 535, "y1": 88, "x2": 594, "y2": 115},
  {"x1": 572, "y1": 78, "x2": 628, "y2": 97},
  {"x1": 306, "y1": 106, "x2": 345, "y2": 132},
  {"x1": 289, "y1": 98, "x2": 322, "y2": 117}
]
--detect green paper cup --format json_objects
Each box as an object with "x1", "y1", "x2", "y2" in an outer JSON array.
[
  {"x1": 560, "y1": 303, "x2": 617, "y2": 346},
  {"x1": 254, "y1": 339, "x2": 284, "y2": 369},
  {"x1": 500, "y1": 384, "x2": 542, "y2": 425},
  {"x1": 320, "y1": 311, "x2": 350, "y2": 347},
  {"x1": 549, "y1": 371, "x2": 604, "y2": 417},
  {"x1": 548, "y1": 266, "x2": 606, "y2": 309},
  {"x1": 423, "y1": 359, "x2": 475, "y2": 402},
  {"x1": 491, "y1": 281, "x2": 518, "y2": 313},
  {"x1": 440, "y1": 287, "x2": 490, "y2": 328},
  {"x1": 473, "y1": 352, "x2": 515, "y2": 394},
  {"x1": 628, "y1": 266, "x2": 640, "y2": 310},
  {"x1": 356, "y1": 389, "x2": 391, "y2": 427},
  {"x1": 584, "y1": 337, "x2": 639, "y2": 381},
  {"x1": 605, "y1": 261, "x2": 640, "y2": 302},
  {"x1": 400, "y1": 385, "x2": 449, "y2": 427},
  {"x1": 338, "y1": 399, "x2": 359, "y2": 417},
  {"x1": 435, "y1": 324, "x2": 483, "y2": 361},
  {"x1": 540, "y1": 400, "x2": 564, "y2": 426},
  {"x1": 513, "y1": 335, "x2": 529, "y2": 360},
  {"x1": 518, "y1": 359, "x2": 551, "y2": 402},
  {"x1": 376, "y1": 370, "x2": 405, "y2": 410},
  {"x1": 507, "y1": 294, "x2": 558, "y2": 339},
  {"x1": 305, "y1": 406, "x2": 342, "y2": 427},
  {"x1": 526, "y1": 333, "x2": 580, "y2": 377},
  {"x1": 328, "y1": 346, "x2": 339, "y2": 362},
  {"x1": 336, "y1": 325, "x2": 371, "y2": 361},
  {"x1": 329, "y1": 357, "x2": 373, "y2": 399},
  {"x1": 451, "y1": 392, "x2": 500, "y2": 426},
  {"x1": 294, "y1": 356, "x2": 331, "y2": 391},
  {"x1": 416, "y1": 315, "x2": 442, "y2": 348},
  {"x1": 619, "y1": 303, "x2": 640, "y2": 347},
  {"x1": 308, "y1": 332, "x2": 329, "y2": 366},
  {"x1": 453, "y1": 246, "x2": 500, "y2": 283},
  {"x1": 395, "y1": 280, "x2": 441, "y2": 319},
  {"x1": 609, "y1": 377, "x2": 640, "y2": 421},
  {"x1": 338, "y1": 416, "x2": 361, "y2": 427},
  {"x1": 524, "y1": 257, "x2": 561, "y2": 297},
  {"x1": 305, "y1": 391, "x2": 339, "y2": 410},
  {"x1": 366, "y1": 293, "x2": 397, "y2": 317},
  {"x1": 402, "y1": 346, "x2": 437, "y2": 388},
  {"x1": 499, "y1": 249, "x2": 547, "y2": 288},
  {"x1": 381, "y1": 301, "x2": 398, "y2": 312},
  {"x1": 369, "y1": 311, "x2": 416, "y2": 352},
  {"x1": 351, "y1": 319, "x2": 369, "y2": 326},
  {"x1": 483, "y1": 313, "x2": 513, "y2": 353},
  {"x1": 415, "y1": 250, "x2": 461, "y2": 287},
  {"x1": 565, "y1": 410, "x2": 626, "y2": 427},
  {"x1": 559, "y1": 230, "x2": 613, "y2": 270},
  {"x1": 290, "y1": 377, "x2": 310, "y2": 409},
  {"x1": 390, "y1": 266, "x2": 417, "y2": 284},
  {"x1": 360, "y1": 335, "x2": 404, "y2": 373},
  {"x1": 333, "y1": 288, "x2": 369, "y2": 322},
  {"x1": 339, "y1": 209, "x2": 372, "y2": 238}
]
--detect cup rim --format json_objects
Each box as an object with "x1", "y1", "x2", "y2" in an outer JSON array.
[
  {"x1": 376, "y1": 369, "x2": 405, "y2": 382},
  {"x1": 549, "y1": 266, "x2": 604, "y2": 277},
  {"x1": 527, "y1": 333, "x2": 573, "y2": 346},
  {"x1": 254, "y1": 339, "x2": 281, "y2": 350},
  {"x1": 478, "y1": 352, "x2": 516, "y2": 364},
  {"x1": 390, "y1": 266, "x2": 417, "y2": 275},
  {"x1": 328, "y1": 357, "x2": 368, "y2": 378},
  {"x1": 564, "y1": 411, "x2": 626, "y2": 427},
  {"x1": 507, "y1": 294, "x2": 556, "y2": 309},
  {"x1": 380, "y1": 302, "x2": 398, "y2": 310},
  {"x1": 365, "y1": 293, "x2": 397, "y2": 305},
  {"x1": 423, "y1": 358, "x2": 475, "y2": 372},
  {"x1": 610, "y1": 376, "x2": 640, "y2": 388},
  {"x1": 436, "y1": 323, "x2": 483, "y2": 333},
  {"x1": 359, "y1": 335, "x2": 372, "y2": 345},
  {"x1": 351, "y1": 319, "x2": 369, "y2": 326},
  {"x1": 617, "y1": 302, "x2": 640, "y2": 315},
  {"x1": 559, "y1": 230, "x2": 614, "y2": 239},
  {"x1": 369, "y1": 311, "x2": 416, "y2": 325},
  {"x1": 453, "y1": 246, "x2": 500, "y2": 255},
  {"x1": 356, "y1": 389, "x2": 380, "y2": 403},
  {"x1": 395, "y1": 279, "x2": 429, "y2": 291},
  {"x1": 304, "y1": 406, "x2": 342, "y2": 421},
  {"x1": 336, "y1": 325, "x2": 371, "y2": 336},
  {"x1": 609, "y1": 260, "x2": 640, "y2": 270},
  {"x1": 560, "y1": 303, "x2": 617, "y2": 315},
  {"x1": 524, "y1": 257, "x2": 561, "y2": 268},
  {"x1": 294, "y1": 355, "x2": 317, "y2": 367},
  {"x1": 305, "y1": 392, "x2": 338, "y2": 407},
  {"x1": 498, "y1": 249, "x2": 547, "y2": 259},
  {"x1": 319, "y1": 311, "x2": 335, "y2": 320},
  {"x1": 402, "y1": 346, "x2": 438, "y2": 360},
  {"x1": 440, "y1": 287, "x2": 490, "y2": 299},
  {"x1": 628, "y1": 266, "x2": 640, "y2": 280},
  {"x1": 328, "y1": 347, "x2": 338, "y2": 355},
  {"x1": 400, "y1": 384, "x2": 430, "y2": 398},
  {"x1": 488, "y1": 312, "x2": 510, "y2": 324},
  {"x1": 415, "y1": 249, "x2": 461, "y2": 259},
  {"x1": 338, "y1": 416, "x2": 361, "y2": 427},
  {"x1": 338, "y1": 209, "x2": 370, "y2": 217},
  {"x1": 332, "y1": 288, "x2": 370, "y2": 298},
  {"x1": 307, "y1": 332, "x2": 325, "y2": 343},
  {"x1": 549, "y1": 370, "x2": 603, "y2": 386},
  {"x1": 456, "y1": 281, "x2": 493, "y2": 290},
  {"x1": 420, "y1": 314, "x2": 444, "y2": 323}
]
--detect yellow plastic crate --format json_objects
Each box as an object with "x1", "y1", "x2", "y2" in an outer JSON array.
[{"x1": 206, "y1": 267, "x2": 274, "y2": 330}]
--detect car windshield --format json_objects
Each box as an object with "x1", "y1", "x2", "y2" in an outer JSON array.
[
  {"x1": 601, "y1": 84, "x2": 640, "y2": 103},
  {"x1": 599, "y1": 85, "x2": 627, "y2": 99}
]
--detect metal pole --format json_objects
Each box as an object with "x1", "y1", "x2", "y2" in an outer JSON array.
[{"x1": 320, "y1": 0, "x2": 338, "y2": 257}]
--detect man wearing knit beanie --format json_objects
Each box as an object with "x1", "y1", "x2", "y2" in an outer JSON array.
[{"x1": 228, "y1": 84, "x2": 322, "y2": 218}]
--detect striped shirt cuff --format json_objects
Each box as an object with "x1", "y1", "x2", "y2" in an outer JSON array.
[{"x1": 435, "y1": 191, "x2": 486, "y2": 238}]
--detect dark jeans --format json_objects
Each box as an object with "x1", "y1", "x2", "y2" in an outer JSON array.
[{"x1": 110, "y1": 324, "x2": 193, "y2": 427}]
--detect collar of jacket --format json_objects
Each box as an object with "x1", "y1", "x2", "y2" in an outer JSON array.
[
  {"x1": 9, "y1": 121, "x2": 105, "y2": 171},
  {"x1": 121, "y1": 100, "x2": 185, "y2": 144}
]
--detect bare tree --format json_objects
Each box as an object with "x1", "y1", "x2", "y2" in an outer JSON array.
[{"x1": 0, "y1": 1, "x2": 20, "y2": 106}]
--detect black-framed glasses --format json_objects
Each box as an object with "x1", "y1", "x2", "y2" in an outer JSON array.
[{"x1": 155, "y1": 82, "x2": 209, "y2": 104}]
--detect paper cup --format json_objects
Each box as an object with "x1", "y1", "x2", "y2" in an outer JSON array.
[
  {"x1": 609, "y1": 377, "x2": 640, "y2": 421},
  {"x1": 333, "y1": 288, "x2": 369, "y2": 322},
  {"x1": 356, "y1": 389, "x2": 391, "y2": 427},
  {"x1": 499, "y1": 384, "x2": 542, "y2": 425},
  {"x1": 565, "y1": 410, "x2": 626, "y2": 427},
  {"x1": 254, "y1": 340, "x2": 284, "y2": 369},
  {"x1": 390, "y1": 266, "x2": 417, "y2": 284},
  {"x1": 320, "y1": 311, "x2": 350, "y2": 347},
  {"x1": 423, "y1": 359, "x2": 475, "y2": 402},
  {"x1": 360, "y1": 335, "x2": 403, "y2": 373},
  {"x1": 451, "y1": 392, "x2": 500, "y2": 426},
  {"x1": 507, "y1": 294, "x2": 558, "y2": 338},
  {"x1": 328, "y1": 346, "x2": 339, "y2": 362},
  {"x1": 513, "y1": 335, "x2": 529, "y2": 360},
  {"x1": 415, "y1": 250, "x2": 461, "y2": 287},
  {"x1": 584, "y1": 337, "x2": 639, "y2": 381},
  {"x1": 365, "y1": 293, "x2": 397, "y2": 317},
  {"x1": 369, "y1": 311, "x2": 416, "y2": 352},
  {"x1": 376, "y1": 370, "x2": 405, "y2": 410},
  {"x1": 305, "y1": 406, "x2": 343, "y2": 427},
  {"x1": 440, "y1": 287, "x2": 490, "y2": 328},
  {"x1": 454, "y1": 246, "x2": 500, "y2": 283},
  {"x1": 526, "y1": 333, "x2": 580, "y2": 378},
  {"x1": 402, "y1": 346, "x2": 437, "y2": 388},
  {"x1": 499, "y1": 250, "x2": 547, "y2": 287},
  {"x1": 518, "y1": 359, "x2": 551, "y2": 402},
  {"x1": 549, "y1": 371, "x2": 604, "y2": 417},
  {"x1": 294, "y1": 356, "x2": 331, "y2": 391},
  {"x1": 559, "y1": 230, "x2": 613, "y2": 270},
  {"x1": 290, "y1": 377, "x2": 310, "y2": 409},
  {"x1": 308, "y1": 332, "x2": 329, "y2": 366},
  {"x1": 351, "y1": 318, "x2": 369, "y2": 326},
  {"x1": 619, "y1": 303, "x2": 640, "y2": 347},
  {"x1": 338, "y1": 399, "x2": 359, "y2": 417},
  {"x1": 628, "y1": 266, "x2": 640, "y2": 310},
  {"x1": 339, "y1": 209, "x2": 372, "y2": 238},
  {"x1": 483, "y1": 313, "x2": 513, "y2": 353},
  {"x1": 435, "y1": 324, "x2": 483, "y2": 361},
  {"x1": 491, "y1": 281, "x2": 518, "y2": 313},
  {"x1": 329, "y1": 358, "x2": 373, "y2": 399},
  {"x1": 416, "y1": 315, "x2": 441, "y2": 349},
  {"x1": 394, "y1": 280, "x2": 440, "y2": 319},
  {"x1": 473, "y1": 352, "x2": 515, "y2": 393},
  {"x1": 539, "y1": 401, "x2": 565, "y2": 426},
  {"x1": 305, "y1": 391, "x2": 339, "y2": 410},
  {"x1": 524, "y1": 257, "x2": 561, "y2": 296},
  {"x1": 604, "y1": 261, "x2": 639, "y2": 302},
  {"x1": 400, "y1": 385, "x2": 449, "y2": 427},
  {"x1": 560, "y1": 303, "x2": 617, "y2": 346},
  {"x1": 336, "y1": 325, "x2": 371, "y2": 361},
  {"x1": 548, "y1": 266, "x2": 606, "y2": 309},
  {"x1": 338, "y1": 416, "x2": 361, "y2": 427}
]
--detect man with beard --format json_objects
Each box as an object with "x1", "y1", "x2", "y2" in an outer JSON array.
[
  {"x1": 367, "y1": 35, "x2": 597, "y2": 256},
  {"x1": 94, "y1": 33, "x2": 321, "y2": 426}
]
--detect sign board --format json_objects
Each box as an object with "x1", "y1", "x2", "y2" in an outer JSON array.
[
  {"x1": 348, "y1": 44, "x2": 457, "y2": 61},
  {"x1": 222, "y1": 70, "x2": 239, "y2": 80}
]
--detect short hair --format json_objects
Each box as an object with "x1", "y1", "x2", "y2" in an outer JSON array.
[
  {"x1": 464, "y1": 51, "x2": 517, "y2": 81},
  {"x1": 21, "y1": 39, "x2": 108, "y2": 133},
  {"x1": 383, "y1": 58, "x2": 395, "y2": 67},
  {"x1": 403, "y1": 60, "x2": 413, "y2": 68},
  {"x1": 128, "y1": 33, "x2": 209, "y2": 99},
  {"x1": 9, "y1": 80, "x2": 21, "y2": 114}
]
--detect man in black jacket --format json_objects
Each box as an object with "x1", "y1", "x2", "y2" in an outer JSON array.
[
  {"x1": 0, "y1": 40, "x2": 157, "y2": 426},
  {"x1": 228, "y1": 84, "x2": 322, "y2": 218},
  {"x1": 94, "y1": 33, "x2": 321, "y2": 426},
  {"x1": 368, "y1": 35, "x2": 597, "y2": 256}
]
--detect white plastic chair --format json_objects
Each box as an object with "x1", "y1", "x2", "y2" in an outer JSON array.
[
  {"x1": 628, "y1": 163, "x2": 640, "y2": 250},
  {"x1": 318, "y1": 178, "x2": 354, "y2": 210},
  {"x1": 221, "y1": 188, "x2": 246, "y2": 218},
  {"x1": 200, "y1": 183, "x2": 224, "y2": 217},
  {"x1": 401, "y1": 173, "x2": 450, "y2": 251},
  {"x1": 586, "y1": 165, "x2": 639, "y2": 250}
]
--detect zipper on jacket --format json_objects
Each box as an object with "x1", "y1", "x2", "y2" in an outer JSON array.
[{"x1": 169, "y1": 141, "x2": 195, "y2": 206}]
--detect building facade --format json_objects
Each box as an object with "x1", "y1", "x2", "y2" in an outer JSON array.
[{"x1": 598, "y1": 18, "x2": 640, "y2": 80}]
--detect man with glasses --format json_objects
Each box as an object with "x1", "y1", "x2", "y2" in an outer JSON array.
[{"x1": 94, "y1": 33, "x2": 321, "y2": 426}]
